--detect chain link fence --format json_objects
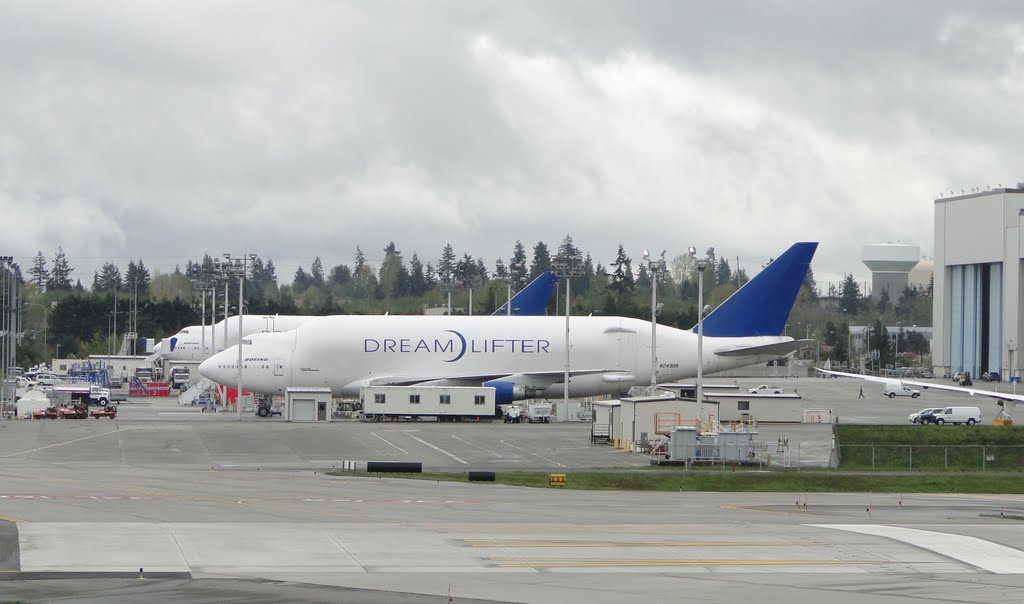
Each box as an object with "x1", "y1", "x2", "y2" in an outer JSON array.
[{"x1": 837, "y1": 445, "x2": 1024, "y2": 471}]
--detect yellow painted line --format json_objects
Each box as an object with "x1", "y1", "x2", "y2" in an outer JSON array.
[
  {"x1": 0, "y1": 514, "x2": 25, "y2": 523},
  {"x1": 470, "y1": 541, "x2": 796, "y2": 548},
  {"x1": 721, "y1": 504, "x2": 813, "y2": 516},
  {"x1": 1, "y1": 428, "x2": 134, "y2": 458},
  {"x1": 493, "y1": 559, "x2": 874, "y2": 568}
]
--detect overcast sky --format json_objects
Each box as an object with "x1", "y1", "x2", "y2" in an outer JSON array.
[{"x1": 2, "y1": 1, "x2": 1022, "y2": 293}]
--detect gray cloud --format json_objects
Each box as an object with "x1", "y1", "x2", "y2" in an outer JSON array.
[{"x1": 1, "y1": 1, "x2": 1021, "y2": 290}]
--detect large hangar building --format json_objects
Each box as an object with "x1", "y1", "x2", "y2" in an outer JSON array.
[{"x1": 933, "y1": 186, "x2": 1024, "y2": 379}]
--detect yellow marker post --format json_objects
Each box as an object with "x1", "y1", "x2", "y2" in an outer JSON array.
[{"x1": 549, "y1": 473, "x2": 567, "y2": 488}]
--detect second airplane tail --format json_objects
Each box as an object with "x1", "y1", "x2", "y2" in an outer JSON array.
[{"x1": 695, "y1": 242, "x2": 818, "y2": 337}]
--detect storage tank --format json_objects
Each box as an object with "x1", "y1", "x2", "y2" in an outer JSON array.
[{"x1": 862, "y1": 243, "x2": 920, "y2": 301}]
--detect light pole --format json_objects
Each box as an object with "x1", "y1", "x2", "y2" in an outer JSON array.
[
  {"x1": 439, "y1": 281, "x2": 454, "y2": 315},
  {"x1": 219, "y1": 254, "x2": 257, "y2": 421},
  {"x1": 689, "y1": 246, "x2": 714, "y2": 431},
  {"x1": 553, "y1": 254, "x2": 584, "y2": 422},
  {"x1": 1, "y1": 256, "x2": 18, "y2": 409},
  {"x1": 643, "y1": 249, "x2": 666, "y2": 395},
  {"x1": 192, "y1": 282, "x2": 213, "y2": 359}
]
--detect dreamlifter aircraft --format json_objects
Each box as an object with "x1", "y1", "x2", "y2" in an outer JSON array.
[
  {"x1": 158, "y1": 271, "x2": 558, "y2": 363},
  {"x1": 199, "y1": 243, "x2": 818, "y2": 402}
]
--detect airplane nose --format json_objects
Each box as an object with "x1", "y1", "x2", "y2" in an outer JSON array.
[{"x1": 198, "y1": 347, "x2": 237, "y2": 385}]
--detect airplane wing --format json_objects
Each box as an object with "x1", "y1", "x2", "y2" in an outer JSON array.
[{"x1": 714, "y1": 339, "x2": 813, "y2": 358}]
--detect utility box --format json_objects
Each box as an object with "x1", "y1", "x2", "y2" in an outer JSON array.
[
  {"x1": 669, "y1": 426, "x2": 699, "y2": 460},
  {"x1": 286, "y1": 387, "x2": 333, "y2": 422},
  {"x1": 717, "y1": 431, "x2": 755, "y2": 462}
]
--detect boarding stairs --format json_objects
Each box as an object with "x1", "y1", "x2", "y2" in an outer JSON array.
[{"x1": 178, "y1": 377, "x2": 215, "y2": 407}]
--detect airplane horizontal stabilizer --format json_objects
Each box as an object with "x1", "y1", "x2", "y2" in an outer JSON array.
[{"x1": 714, "y1": 339, "x2": 812, "y2": 358}]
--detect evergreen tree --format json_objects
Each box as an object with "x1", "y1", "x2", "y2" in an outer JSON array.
[
  {"x1": 609, "y1": 244, "x2": 634, "y2": 294},
  {"x1": 509, "y1": 241, "x2": 528, "y2": 286},
  {"x1": 310, "y1": 256, "x2": 325, "y2": 286},
  {"x1": 802, "y1": 265, "x2": 818, "y2": 299},
  {"x1": 437, "y1": 243, "x2": 456, "y2": 285},
  {"x1": 877, "y1": 288, "x2": 891, "y2": 314},
  {"x1": 715, "y1": 258, "x2": 731, "y2": 286},
  {"x1": 408, "y1": 253, "x2": 427, "y2": 296},
  {"x1": 530, "y1": 241, "x2": 551, "y2": 279},
  {"x1": 839, "y1": 274, "x2": 862, "y2": 315},
  {"x1": 493, "y1": 258, "x2": 508, "y2": 280},
  {"x1": 93, "y1": 263, "x2": 122, "y2": 292},
  {"x1": 124, "y1": 259, "x2": 151, "y2": 295},
  {"x1": 293, "y1": 266, "x2": 311, "y2": 293},
  {"x1": 29, "y1": 251, "x2": 48, "y2": 290},
  {"x1": 48, "y1": 246, "x2": 74, "y2": 290},
  {"x1": 636, "y1": 264, "x2": 651, "y2": 288},
  {"x1": 378, "y1": 242, "x2": 407, "y2": 298},
  {"x1": 352, "y1": 246, "x2": 378, "y2": 297}
]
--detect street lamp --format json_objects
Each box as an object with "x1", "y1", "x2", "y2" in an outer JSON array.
[
  {"x1": 219, "y1": 253, "x2": 257, "y2": 421},
  {"x1": 192, "y1": 281, "x2": 213, "y2": 359},
  {"x1": 1, "y1": 256, "x2": 18, "y2": 409},
  {"x1": 643, "y1": 249, "x2": 666, "y2": 395},
  {"x1": 553, "y1": 254, "x2": 584, "y2": 422},
  {"x1": 689, "y1": 246, "x2": 714, "y2": 431}
]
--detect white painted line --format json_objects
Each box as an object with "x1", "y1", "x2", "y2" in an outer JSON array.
[
  {"x1": 370, "y1": 432, "x2": 409, "y2": 455},
  {"x1": 500, "y1": 440, "x2": 568, "y2": 468},
  {"x1": 812, "y1": 524, "x2": 1024, "y2": 574},
  {"x1": 2, "y1": 428, "x2": 135, "y2": 458},
  {"x1": 403, "y1": 432, "x2": 469, "y2": 465},
  {"x1": 452, "y1": 435, "x2": 503, "y2": 458}
]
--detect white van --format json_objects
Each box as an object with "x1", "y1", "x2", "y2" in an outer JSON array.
[
  {"x1": 929, "y1": 406, "x2": 982, "y2": 426},
  {"x1": 885, "y1": 383, "x2": 920, "y2": 398}
]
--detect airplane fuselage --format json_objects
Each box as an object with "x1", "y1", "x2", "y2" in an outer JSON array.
[{"x1": 199, "y1": 315, "x2": 795, "y2": 399}]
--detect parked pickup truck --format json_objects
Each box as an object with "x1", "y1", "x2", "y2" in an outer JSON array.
[{"x1": 748, "y1": 385, "x2": 784, "y2": 395}]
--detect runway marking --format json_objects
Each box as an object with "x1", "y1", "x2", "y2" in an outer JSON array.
[
  {"x1": 491, "y1": 558, "x2": 873, "y2": 568},
  {"x1": 370, "y1": 432, "x2": 409, "y2": 455},
  {"x1": 499, "y1": 440, "x2": 568, "y2": 468},
  {"x1": 403, "y1": 432, "x2": 469, "y2": 465},
  {"x1": 1, "y1": 428, "x2": 134, "y2": 458},
  {"x1": 0, "y1": 495, "x2": 147, "y2": 501},
  {"x1": 0, "y1": 514, "x2": 24, "y2": 523},
  {"x1": 451, "y1": 435, "x2": 502, "y2": 458},
  {"x1": 812, "y1": 524, "x2": 1024, "y2": 574},
  {"x1": 302, "y1": 498, "x2": 478, "y2": 504},
  {"x1": 469, "y1": 540, "x2": 798, "y2": 548}
]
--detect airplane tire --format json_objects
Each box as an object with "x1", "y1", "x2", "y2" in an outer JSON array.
[{"x1": 257, "y1": 407, "x2": 270, "y2": 417}]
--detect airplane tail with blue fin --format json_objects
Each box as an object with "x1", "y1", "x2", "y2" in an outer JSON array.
[
  {"x1": 492, "y1": 271, "x2": 557, "y2": 316},
  {"x1": 696, "y1": 242, "x2": 818, "y2": 337}
]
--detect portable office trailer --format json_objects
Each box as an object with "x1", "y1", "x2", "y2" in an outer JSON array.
[
  {"x1": 615, "y1": 396, "x2": 718, "y2": 452},
  {"x1": 286, "y1": 387, "x2": 333, "y2": 422},
  {"x1": 361, "y1": 386, "x2": 497, "y2": 421},
  {"x1": 703, "y1": 393, "x2": 804, "y2": 424}
]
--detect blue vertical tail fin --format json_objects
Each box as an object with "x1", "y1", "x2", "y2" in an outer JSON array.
[
  {"x1": 695, "y1": 242, "x2": 818, "y2": 337},
  {"x1": 492, "y1": 271, "x2": 557, "y2": 316}
]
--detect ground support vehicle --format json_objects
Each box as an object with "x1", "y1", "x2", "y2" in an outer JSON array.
[
  {"x1": 527, "y1": 402, "x2": 552, "y2": 423},
  {"x1": 58, "y1": 405, "x2": 89, "y2": 419},
  {"x1": 885, "y1": 383, "x2": 921, "y2": 398},
  {"x1": 52, "y1": 384, "x2": 112, "y2": 406},
  {"x1": 88, "y1": 405, "x2": 118, "y2": 419}
]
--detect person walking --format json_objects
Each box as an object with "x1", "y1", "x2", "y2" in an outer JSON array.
[{"x1": 858, "y1": 386, "x2": 865, "y2": 399}]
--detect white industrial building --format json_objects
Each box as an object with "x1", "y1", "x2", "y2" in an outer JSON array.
[{"x1": 933, "y1": 187, "x2": 1024, "y2": 378}]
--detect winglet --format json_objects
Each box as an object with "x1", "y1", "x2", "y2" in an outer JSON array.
[{"x1": 695, "y1": 242, "x2": 817, "y2": 337}]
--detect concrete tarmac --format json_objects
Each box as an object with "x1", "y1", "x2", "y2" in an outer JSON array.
[{"x1": 0, "y1": 376, "x2": 1021, "y2": 602}]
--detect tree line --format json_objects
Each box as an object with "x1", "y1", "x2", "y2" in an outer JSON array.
[{"x1": 10, "y1": 237, "x2": 932, "y2": 367}]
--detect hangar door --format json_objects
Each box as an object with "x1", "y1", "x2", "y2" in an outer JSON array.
[{"x1": 292, "y1": 399, "x2": 316, "y2": 422}]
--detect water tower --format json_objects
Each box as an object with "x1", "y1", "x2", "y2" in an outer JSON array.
[{"x1": 862, "y1": 243, "x2": 921, "y2": 301}]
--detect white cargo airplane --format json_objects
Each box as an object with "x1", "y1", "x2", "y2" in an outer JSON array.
[
  {"x1": 199, "y1": 243, "x2": 818, "y2": 402},
  {"x1": 159, "y1": 272, "x2": 559, "y2": 363},
  {"x1": 816, "y1": 368, "x2": 1020, "y2": 423}
]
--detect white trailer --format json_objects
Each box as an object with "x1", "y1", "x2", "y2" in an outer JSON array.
[{"x1": 361, "y1": 386, "x2": 497, "y2": 421}]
